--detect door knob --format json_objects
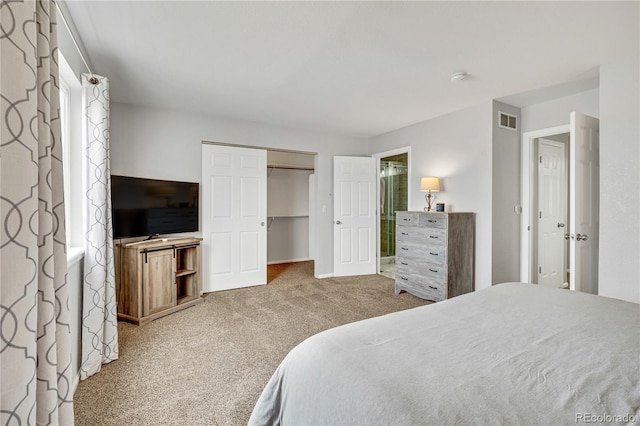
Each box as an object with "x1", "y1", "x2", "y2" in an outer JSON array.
[
  {"x1": 335, "y1": 220, "x2": 342, "y2": 225},
  {"x1": 576, "y1": 233, "x2": 588, "y2": 241},
  {"x1": 557, "y1": 222, "x2": 565, "y2": 228}
]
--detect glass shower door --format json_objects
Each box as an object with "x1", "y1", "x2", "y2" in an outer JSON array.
[{"x1": 379, "y1": 157, "x2": 408, "y2": 278}]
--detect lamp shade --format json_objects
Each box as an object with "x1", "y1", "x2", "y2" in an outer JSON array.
[{"x1": 420, "y1": 176, "x2": 440, "y2": 192}]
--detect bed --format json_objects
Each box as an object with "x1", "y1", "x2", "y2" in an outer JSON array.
[{"x1": 248, "y1": 283, "x2": 640, "y2": 425}]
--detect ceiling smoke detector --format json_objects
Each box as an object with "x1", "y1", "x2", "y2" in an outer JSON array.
[{"x1": 450, "y1": 72, "x2": 468, "y2": 82}]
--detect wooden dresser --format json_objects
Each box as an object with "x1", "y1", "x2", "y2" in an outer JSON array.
[{"x1": 395, "y1": 212, "x2": 475, "y2": 301}]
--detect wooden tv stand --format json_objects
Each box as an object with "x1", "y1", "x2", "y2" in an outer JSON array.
[{"x1": 116, "y1": 237, "x2": 203, "y2": 325}]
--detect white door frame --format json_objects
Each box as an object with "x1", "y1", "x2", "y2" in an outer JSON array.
[
  {"x1": 520, "y1": 125, "x2": 569, "y2": 283},
  {"x1": 372, "y1": 146, "x2": 411, "y2": 275}
]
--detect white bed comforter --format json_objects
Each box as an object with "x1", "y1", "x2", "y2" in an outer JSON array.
[{"x1": 249, "y1": 283, "x2": 640, "y2": 425}]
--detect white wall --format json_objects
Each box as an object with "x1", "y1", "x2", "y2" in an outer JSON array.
[
  {"x1": 267, "y1": 167, "x2": 313, "y2": 263},
  {"x1": 599, "y1": 57, "x2": 640, "y2": 303},
  {"x1": 267, "y1": 168, "x2": 312, "y2": 216},
  {"x1": 267, "y1": 217, "x2": 310, "y2": 264},
  {"x1": 368, "y1": 102, "x2": 494, "y2": 290},
  {"x1": 520, "y1": 89, "x2": 599, "y2": 133},
  {"x1": 492, "y1": 101, "x2": 522, "y2": 284},
  {"x1": 110, "y1": 102, "x2": 369, "y2": 278}
]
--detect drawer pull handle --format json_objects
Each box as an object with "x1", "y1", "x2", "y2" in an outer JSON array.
[
  {"x1": 428, "y1": 285, "x2": 438, "y2": 290},
  {"x1": 401, "y1": 232, "x2": 409, "y2": 235},
  {"x1": 403, "y1": 218, "x2": 411, "y2": 221},
  {"x1": 429, "y1": 252, "x2": 438, "y2": 256},
  {"x1": 428, "y1": 220, "x2": 436, "y2": 223},
  {"x1": 401, "y1": 277, "x2": 408, "y2": 281},
  {"x1": 429, "y1": 268, "x2": 438, "y2": 273},
  {"x1": 401, "y1": 247, "x2": 408, "y2": 250},
  {"x1": 429, "y1": 236, "x2": 438, "y2": 239},
  {"x1": 401, "y1": 262, "x2": 408, "y2": 265}
]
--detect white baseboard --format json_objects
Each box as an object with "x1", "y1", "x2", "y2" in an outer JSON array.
[{"x1": 315, "y1": 273, "x2": 334, "y2": 279}]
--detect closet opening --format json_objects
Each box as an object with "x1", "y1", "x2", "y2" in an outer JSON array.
[
  {"x1": 266, "y1": 150, "x2": 316, "y2": 282},
  {"x1": 201, "y1": 141, "x2": 317, "y2": 292}
]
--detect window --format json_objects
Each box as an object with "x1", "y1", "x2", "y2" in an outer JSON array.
[
  {"x1": 59, "y1": 78, "x2": 71, "y2": 245},
  {"x1": 58, "y1": 52, "x2": 84, "y2": 264}
]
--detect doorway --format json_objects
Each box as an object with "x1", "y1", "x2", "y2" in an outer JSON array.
[
  {"x1": 266, "y1": 150, "x2": 315, "y2": 266},
  {"x1": 521, "y1": 113, "x2": 600, "y2": 294},
  {"x1": 533, "y1": 134, "x2": 569, "y2": 288},
  {"x1": 378, "y1": 152, "x2": 409, "y2": 278}
]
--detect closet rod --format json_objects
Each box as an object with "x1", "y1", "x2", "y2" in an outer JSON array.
[{"x1": 267, "y1": 165, "x2": 314, "y2": 171}]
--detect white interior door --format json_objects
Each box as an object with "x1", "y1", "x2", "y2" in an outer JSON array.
[
  {"x1": 333, "y1": 156, "x2": 377, "y2": 277},
  {"x1": 537, "y1": 139, "x2": 567, "y2": 287},
  {"x1": 569, "y1": 112, "x2": 599, "y2": 294},
  {"x1": 202, "y1": 144, "x2": 267, "y2": 292}
]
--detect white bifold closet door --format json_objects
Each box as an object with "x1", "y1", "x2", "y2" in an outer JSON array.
[{"x1": 201, "y1": 144, "x2": 267, "y2": 292}]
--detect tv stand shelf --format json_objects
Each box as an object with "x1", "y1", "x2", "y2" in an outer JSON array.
[
  {"x1": 116, "y1": 237, "x2": 203, "y2": 325},
  {"x1": 176, "y1": 269, "x2": 196, "y2": 277}
]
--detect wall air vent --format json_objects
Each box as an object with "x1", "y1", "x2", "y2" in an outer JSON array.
[{"x1": 499, "y1": 111, "x2": 517, "y2": 131}]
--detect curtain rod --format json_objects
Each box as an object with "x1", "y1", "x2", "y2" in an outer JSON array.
[{"x1": 53, "y1": 0, "x2": 99, "y2": 85}]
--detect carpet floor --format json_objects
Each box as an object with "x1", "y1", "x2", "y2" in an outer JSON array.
[{"x1": 73, "y1": 261, "x2": 429, "y2": 425}]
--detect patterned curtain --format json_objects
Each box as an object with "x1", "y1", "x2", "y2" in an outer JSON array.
[
  {"x1": 80, "y1": 74, "x2": 119, "y2": 379},
  {"x1": 0, "y1": 1, "x2": 75, "y2": 424}
]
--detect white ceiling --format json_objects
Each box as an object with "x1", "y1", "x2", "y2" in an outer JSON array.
[{"x1": 63, "y1": 1, "x2": 636, "y2": 138}]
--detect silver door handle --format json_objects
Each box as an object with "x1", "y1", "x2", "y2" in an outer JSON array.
[
  {"x1": 335, "y1": 220, "x2": 342, "y2": 225},
  {"x1": 261, "y1": 222, "x2": 265, "y2": 226},
  {"x1": 576, "y1": 233, "x2": 588, "y2": 241},
  {"x1": 557, "y1": 222, "x2": 565, "y2": 228},
  {"x1": 564, "y1": 234, "x2": 571, "y2": 240}
]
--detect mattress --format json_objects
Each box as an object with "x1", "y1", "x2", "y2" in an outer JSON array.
[{"x1": 249, "y1": 283, "x2": 640, "y2": 425}]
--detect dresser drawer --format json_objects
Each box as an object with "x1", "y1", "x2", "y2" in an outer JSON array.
[
  {"x1": 396, "y1": 212, "x2": 419, "y2": 227},
  {"x1": 395, "y1": 273, "x2": 446, "y2": 301},
  {"x1": 396, "y1": 226, "x2": 447, "y2": 247},
  {"x1": 420, "y1": 261, "x2": 446, "y2": 282},
  {"x1": 423, "y1": 245, "x2": 446, "y2": 264},
  {"x1": 420, "y1": 213, "x2": 447, "y2": 229},
  {"x1": 419, "y1": 280, "x2": 447, "y2": 301},
  {"x1": 396, "y1": 257, "x2": 446, "y2": 282},
  {"x1": 396, "y1": 252, "x2": 446, "y2": 274},
  {"x1": 396, "y1": 241, "x2": 447, "y2": 264},
  {"x1": 396, "y1": 240, "x2": 425, "y2": 260}
]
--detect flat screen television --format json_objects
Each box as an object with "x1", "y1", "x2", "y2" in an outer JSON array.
[{"x1": 111, "y1": 175, "x2": 199, "y2": 239}]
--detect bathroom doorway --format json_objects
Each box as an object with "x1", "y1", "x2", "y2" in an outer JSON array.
[{"x1": 378, "y1": 152, "x2": 409, "y2": 278}]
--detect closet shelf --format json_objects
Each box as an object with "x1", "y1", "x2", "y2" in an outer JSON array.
[{"x1": 267, "y1": 164, "x2": 314, "y2": 171}]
